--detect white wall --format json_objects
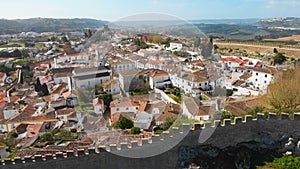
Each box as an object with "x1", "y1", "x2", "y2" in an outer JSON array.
[
  {"x1": 111, "y1": 106, "x2": 139, "y2": 115},
  {"x1": 2, "y1": 109, "x2": 18, "y2": 119},
  {"x1": 248, "y1": 71, "x2": 273, "y2": 91}
]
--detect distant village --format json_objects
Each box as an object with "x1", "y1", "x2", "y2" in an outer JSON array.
[{"x1": 0, "y1": 25, "x2": 289, "y2": 159}]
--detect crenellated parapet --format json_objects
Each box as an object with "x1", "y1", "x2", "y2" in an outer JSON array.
[{"x1": 2, "y1": 112, "x2": 300, "y2": 167}]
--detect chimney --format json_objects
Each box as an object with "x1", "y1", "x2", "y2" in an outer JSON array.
[
  {"x1": 6, "y1": 90, "x2": 10, "y2": 103},
  {"x1": 54, "y1": 58, "x2": 57, "y2": 68},
  {"x1": 68, "y1": 76, "x2": 72, "y2": 92}
]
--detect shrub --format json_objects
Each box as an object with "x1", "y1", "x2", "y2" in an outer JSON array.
[
  {"x1": 70, "y1": 128, "x2": 77, "y2": 133},
  {"x1": 130, "y1": 127, "x2": 141, "y2": 135},
  {"x1": 116, "y1": 116, "x2": 134, "y2": 129}
]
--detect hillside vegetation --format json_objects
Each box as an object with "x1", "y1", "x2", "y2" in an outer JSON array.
[{"x1": 0, "y1": 18, "x2": 108, "y2": 34}]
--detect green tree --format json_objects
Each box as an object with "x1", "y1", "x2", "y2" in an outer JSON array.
[
  {"x1": 116, "y1": 116, "x2": 134, "y2": 129},
  {"x1": 130, "y1": 127, "x2": 141, "y2": 134},
  {"x1": 41, "y1": 83, "x2": 49, "y2": 96},
  {"x1": 88, "y1": 29, "x2": 92, "y2": 38},
  {"x1": 161, "y1": 117, "x2": 175, "y2": 130},
  {"x1": 61, "y1": 36, "x2": 69, "y2": 43},
  {"x1": 40, "y1": 133, "x2": 53, "y2": 142},
  {"x1": 34, "y1": 77, "x2": 42, "y2": 92},
  {"x1": 273, "y1": 52, "x2": 286, "y2": 65}
]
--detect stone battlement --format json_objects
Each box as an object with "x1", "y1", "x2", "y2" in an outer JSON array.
[{"x1": 2, "y1": 112, "x2": 300, "y2": 169}]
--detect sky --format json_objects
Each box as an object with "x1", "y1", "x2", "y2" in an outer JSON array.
[{"x1": 1, "y1": 0, "x2": 300, "y2": 21}]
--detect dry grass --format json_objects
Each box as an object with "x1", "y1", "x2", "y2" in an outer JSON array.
[
  {"x1": 266, "y1": 35, "x2": 300, "y2": 42},
  {"x1": 215, "y1": 41, "x2": 300, "y2": 58}
]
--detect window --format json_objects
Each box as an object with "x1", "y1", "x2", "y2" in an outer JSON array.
[
  {"x1": 136, "y1": 107, "x2": 138, "y2": 110},
  {"x1": 126, "y1": 107, "x2": 128, "y2": 110},
  {"x1": 256, "y1": 73, "x2": 258, "y2": 76},
  {"x1": 255, "y1": 79, "x2": 258, "y2": 82},
  {"x1": 264, "y1": 81, "x2": 267, "y2": 84},
  {"x1": 265, "y1": 74, "x2": 267, "y2": 78},
  {"x1": 116, "y1": 108, "x2": 119, "y2": 111}
]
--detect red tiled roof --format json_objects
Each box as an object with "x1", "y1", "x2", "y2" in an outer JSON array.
[
  {"x1": 0, "y1": 72, "x2": 6, "y2": 79},
  {"x1": 26, "y1": 124, "x2": 42, "y2": 137},
  {"x1": 93, "y1": 98, "x2": 103, "y2": 106},
  {"x1": 220, "y1": 56, "x2": 245, "y2": 65}
]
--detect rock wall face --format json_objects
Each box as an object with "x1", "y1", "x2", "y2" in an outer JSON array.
[{"x1": 2, "y1": 113, "x2": 300, "y2": 169}]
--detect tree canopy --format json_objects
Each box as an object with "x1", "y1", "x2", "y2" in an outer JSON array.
[
  {"x1": 273, "y1": 52, "x2": 286, "y2": 65},
  {"x1": 116, "y1": 116, "x2": 134, "y2": 129},
  {"x1": 264, "y1": 66, "x2": 300, "y2": 113}
]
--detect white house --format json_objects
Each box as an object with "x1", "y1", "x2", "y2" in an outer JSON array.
[
  {"x1": 73, "y1": 67, "x2": 111, "y2": 88},
  {"x1": 149, "y1": 70, "x2": 171, "y2": 89},
  {"x1": 182, "y1": 97, "x2": 210, "y2": 121},
  {"x1": 220, "y1": 78, "x2": 239, "y2": 90},
  {"x1": 93, "y1": 98, "x2": 105, "y2": 115},
  {"x1": 248, "y1": 67, "x2": 277, "y2": 91},
  {"x1": 101, "y1": 79, "x2": 120, "y2": 95},
  {"x1": 134, "y1": 111, "x2": 153, "y2": 130},
  {"x1": 108, "y1": 58, "x2": 135, "y2": 73},
  {"x1": 170, "y1": 70, "x2": 210, "y2": 95},
  {"x1": 51, "y1": 67, "x2": 74, "y2": 85},
  {"x1": 55, "y1": 108, "x2": 76, "y2": 122},
  {"x1": 110, "y1": 99, "x2": 141, "y2": 116},
  {"x1": 167, "y1": 42, "x2": 183, "y2": 51}
]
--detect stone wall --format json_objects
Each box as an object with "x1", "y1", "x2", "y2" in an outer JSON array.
[{"x1": 2, "y1": 113, "x2": 300, "y2": 169}]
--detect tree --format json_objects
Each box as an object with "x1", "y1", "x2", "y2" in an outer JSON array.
[
  {"x1": 19, "y1": 71, "x2": 24, "y2": 84},
  {"x1": 161, "y1": 117, "x2": 175, "y2": 130},
  {"x1": 116, "y1": 116, "x2": 134, "y2": 129},
  {"x1": 41, "y1": 83, "x2": 49, "y2": 96},
  {"x1": 10, "y1": 49, "x2": 22, "y2": 58},
  {"x1": 273, "y1": 52, "x2": 286, "y2": 65},
  {"x1": 61, "y1": 36, "x2": 69, "y2": 43},
  {"x1": 130, "y1": 127, "x2": 141, "y2": 134},
  {"x1": 264, "y1": 67, "x2": 300, "y2": 113},
  {"x1": 34, "y1": 77, "x2": 42, "y2": 92},
  {"x1": 87, "y1": 29, "x2": 92, "y2": 38}
]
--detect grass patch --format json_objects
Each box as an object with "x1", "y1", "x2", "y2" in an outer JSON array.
[
  {"x1": 257, "y1": 155, "x2": 300, "y2": 169},
  {"x1": 169, "y1": 115, "x2": 198, "y2": 129},
  {"x1": 13, "y1": 59, "x2": 34, "y2": 65},
  {"x1": 129, "y1": 91, "x2": 149, "y2": 96},
  {"x1": 0, "y1": 42, "x2": 25, "y2": 48},
  {"x1": 200, "y1": 95, "x2": 209, "y2": 100},
  {"x1": 168, "y1": 94, "x2": 181, "y2": 103}
]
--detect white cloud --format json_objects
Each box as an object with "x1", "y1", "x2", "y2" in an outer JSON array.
[{"x1": 266, "y1": 0, "x2": 300, "y2": 9}]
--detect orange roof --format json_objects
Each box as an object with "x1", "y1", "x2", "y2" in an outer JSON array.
[
  {"x1": 149, "y1": 60, "x2": 165, "y2": 65},
  {"x1": 0, "y1": 100, "x2": 6, "y2": 107},
  {"x1": 110, "y1": 99, "x2": 140, "y2": 108},
  {"x1": 111, "y1": 112, "x2": 121, "y2": 126},
  {"x1": 224, "y1": 78, "x2": 238, "y2": 83},
  {"x1": 220, "y1": 56, "x2": 244, "y2": 64},
  {"x1": 150, "y1": 70, "x2": 169, "y2": 78},
  {"x1": 137, "y1": 102, "x2": 147, "y2": 113},
  {"x1": 26, "y1": 124, "x2": 42, "y2": 137},
  {"x1": 93, "y1": 98, "x2": 104, "y2": 106}
]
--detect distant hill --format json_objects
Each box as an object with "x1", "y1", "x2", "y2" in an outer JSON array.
[
  {"x1": 256, "y1": 17, "x2": 300, "y2": 29},
  {"x1": 0, "y1": 18, "x2": 108, "y2": 34},
  {"x1": 190, "y1": 18, "x2": 261, "y2": 25}
]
